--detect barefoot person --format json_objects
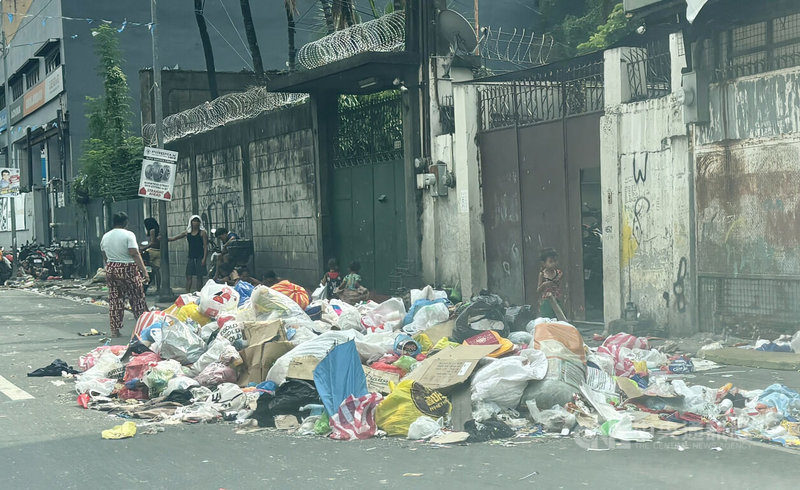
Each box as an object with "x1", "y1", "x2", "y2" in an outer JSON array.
[{"x1": 101, "y1": 212, "x2": 150, "y2": 337}]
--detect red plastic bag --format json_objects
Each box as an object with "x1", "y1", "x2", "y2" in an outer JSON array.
[
  {"x1": 118, "y1": 352, "x2": 161, "y2": 400},
  {"x1": 330, "y1": 393, "x2": 384, "y2": 440}
]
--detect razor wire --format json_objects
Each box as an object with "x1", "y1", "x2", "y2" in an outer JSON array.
[
  {"x1": 478, "y1": 26, "x2": 555, "y2": 68},
  {"x1": 142, "y1": 87, "x2": 309, "y2": 144},
  {"x1": 297, "y1": 11, "x2": 405, "y2": 70}
]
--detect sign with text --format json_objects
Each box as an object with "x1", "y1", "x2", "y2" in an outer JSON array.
[
  {"x1": 23, "y1": 83, "x2": 45, "y2": 117},
  {"x1": 44, "y1": 66, "x2": 64, "y2": 101},
  {"x1": 0, "y1": 168, "x2": 20, "y2": 197},
  {"x1": 0, "y1": 195, "x2": 25, "y2": 231},
  {"x1": 139, "y1": 147, "x2": 179, "y2": 201}
]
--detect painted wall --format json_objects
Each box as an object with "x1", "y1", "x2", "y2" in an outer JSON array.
[{"x1": 601, "y1": 36, "x2": 695, "y2": 335}]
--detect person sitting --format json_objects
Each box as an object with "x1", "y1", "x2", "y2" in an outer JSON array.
[{"x1": 335, "y1": 261, "x2": 370, "y2": 305}]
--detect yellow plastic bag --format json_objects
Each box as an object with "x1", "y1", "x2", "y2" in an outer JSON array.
[
  {"x1": 432, "y1": 337, "x2": 459, "y2": 352},
  {"x1": 375, "y1": 380, "x2": 451, "y2": 437},
  {"x1": 101, "y1": 421, "x2": 137, "y2": 440},
  {"x1": 173, "y1": 303, "x2": 210, "y2": 326},
  {"x1": 413, "y1": 333, "x2": 434, "y2": 354}
]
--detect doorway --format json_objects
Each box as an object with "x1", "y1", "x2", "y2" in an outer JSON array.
[{"x1": 580, "y1": 168, "x2": 603, "y2": 322}]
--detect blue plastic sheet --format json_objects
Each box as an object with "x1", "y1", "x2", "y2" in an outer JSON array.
[
  {"x1": 313, "y1": 340, "x2": 368, "y2": 416},
  {"x1": 403, "y1": 298, "x2": 450, "y2": 326},
  {"x1": 758, "y1": 384, "x2": 800, "y2": 417},
  {"x1": 235, "y1": 281, "x2": 255, "y2": 307}
]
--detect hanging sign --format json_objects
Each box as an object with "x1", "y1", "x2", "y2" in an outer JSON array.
[{"x1": 138, "y1": 147, "x2": 178, "y2": 201}]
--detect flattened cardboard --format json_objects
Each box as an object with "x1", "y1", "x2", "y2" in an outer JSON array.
[
  {"x1": 242, "y1": 320, "x2": 286, "y2": 345},
  {"x1": 632, "y1": 414, "x2": 686, "y2": 431},
  {"x1": 429, "y1": 432, "x2": 470, "y2": 444},
  {"x1": 286, "y1": 355, "x2": 321, "y2": 381},
  {"x1": 238, "y1": 341, "x2": 293, "y2": 386},
  {"x1": 424, "y1": 320, "x2": 455, "y2": 345},
  {"x1": 274, "y1": 414, "x2": 300, "y2": 430},
  {"x1": 363, "y1": 366, "x2": 400, "y2": 394},
  {"x1": 405, "y1": 344, "x2": 497, "y2": 390}
]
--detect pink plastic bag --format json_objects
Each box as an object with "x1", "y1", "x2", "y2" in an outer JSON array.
[
  {"x1": 194, "y1": 362, "x2": 237, "y2": 387},
  {"x1": 329, "y1": 393, "x2": 384, "y2": 441},
  {"x1": 78, "y1": 345, "x2": 127, "y2": 372},
  {"x1": 597, "y1": 333, "x2": 648, "y2": 376}
]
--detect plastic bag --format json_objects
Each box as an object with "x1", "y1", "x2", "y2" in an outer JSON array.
[
  {"x1": 403, "y1": 302, "x2": 450, "y2": 335},
  {"x1": 267, "y1": 330, "x2": 361, "y2": 385},
  {"x1": 234, "y1": 281, "x2": 255, "y2": 307},
  {"x1": 470, "y1": 349, "x2": 548, "y2": 415},
  {"x1": 522, "y1": 322, "x2": 586, "y2": 408},
  {"x1": 329, "y1": 393, "x2": 384, "y2": 441},
  {"x1": 410, "y1": 286, "x2": 448, "y2": 304},
  {"x1": 206, "y1": 382, "x2": 246, "y2": 411},
  {"x1": 75, "y1": 377, "x2": 116, "y2": 397},
  {"x1": 407, "y1": 416, "x2": 443, "y2": 440},
  {"x1": 504, "y1": 305, "x2": 536, "y2": 332},
  {"x1": 78, "y1": 350, "x2": 124, "y2": 382},
  {"x1": 335, "y1": 300, "x2": 366, "y2": 333},
  {"x1": 159, "y1": 316, "x2": 206, "y2": 365},
  {"x1": 118, "y1": 351, "x2": 161, "y2": 400},
  {"x1": 452, "y1": 294, "x2": 508, "y2": 342},
  {"x1": 313, "y1": 341, "x2": 368, "y2": 416},
  {"x1": 251, "y1": 285, "x2": 312, "y2": 326},
  {"x1": 188, "y1": 336, "x2": 241, "y2": 377},
  {"x1": 601, "y1": 414, "x2": 653, "y2": 442},
  {"x1": 173, "y1": 303, "x2": 211, "y2": 326},
  {"x1": 597, "y1": 332, "x2": 648, "y2": 376},
  {"x1": 526, "y1": 400, "x2": 577, "y2": 432},
  {"x1": 508, "y1": 331, "x2": 533, "y2": 345},
  {"x1": 314, "y1": 411, "x2": 332, "y2": 435},
  {"x1": 361, "y1": 298, "x2": 406, "y2": 334},
  {"x1": 198, "y1": 279, "x2": 240, "y2": 319},
  {"x1": 143, "y1": 359, "x2": 184, "y2": 397},
  {"x1": 375, "y1": 380, "x2": 451, "y2": 437},
  {"x1": 311, "y1": 284, "x2": 327, "y2": 302},
  {"x1": 78, "y1": 345, "x2": 127, "y2": 372},
  {"x1": 162, "y1": 375, "x2": 200, "y2": 398},
  {"x1": 194, "y1": 362, "x2": 237, "y2": 387}
]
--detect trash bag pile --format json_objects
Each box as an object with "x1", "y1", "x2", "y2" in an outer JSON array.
[{"x1": 62, "y1": 283, "x2": 800, "y2": 447}]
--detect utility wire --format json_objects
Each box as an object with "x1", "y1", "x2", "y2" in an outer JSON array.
[
  {"x1": 204, "y1": 16, "x2": 254, "y2": 70},
  {"x1": 217, "y1": 0, "x2": 251, "y2": 56}
]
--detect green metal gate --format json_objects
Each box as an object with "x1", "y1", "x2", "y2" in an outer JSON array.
[{"x1": 331, "y1": 91, "x2": 406, "y2": 294}]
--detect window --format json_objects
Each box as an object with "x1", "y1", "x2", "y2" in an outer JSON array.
[
  {"x1": 10, "y1": 77, "x2": 23, "y2": 100},
  {"x1": 24, "y1": 60, "x2": 40, "y2": 89},
  {"x1": 44, "y1": 48, "x2": 60, "y2": 74},
  {"x1": 0, "y1": 89, "x2": 5, "y2": 110}
]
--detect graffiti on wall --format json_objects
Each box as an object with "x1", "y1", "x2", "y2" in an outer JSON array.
[
  {"x1": 672, "y1": 257, "x2": 688, "y2": 313},
  {"x1": 198, "y1": 184, "x2": 247, "y2": 236}
]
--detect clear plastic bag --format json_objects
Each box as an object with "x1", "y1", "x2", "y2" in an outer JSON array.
[
  {"x1": 75, "y1": 377, "x2": 116, "y2": 397},
  {"x1": 160, "y1": 316, "x2": 206, "y2": 365},
  {"x1": 143, "y1": 359, "x2": 184, "y2": 397},
  {"x1": 78, "y1": 350, "x2": 124, "y2": 382},
  {"x1": 402, "y1": 302, "x2": 450, "y2": 335},
  {"x1": 407, "y1": 416, "x2": 443, "y2": 440}
]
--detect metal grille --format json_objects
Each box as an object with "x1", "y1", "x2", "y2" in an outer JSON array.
[
  {"x1": 333, "y1": 91, "x2": 403, "y2": 168},
  {"x1": 439, "y1": 95, "x2": 455, "y2": 135},
  {"x1": 476, "y1": 53, "x2": 604, "y2": 131},
  {"x1": 623, "y1": 39, "x2": 672, "y2": 101},
  {"x1": 712, "y1": 12, "x2": 800, "y2": 81},
  {"x1": 698, "y1": 274, "x2": 800, "y2": 335}
]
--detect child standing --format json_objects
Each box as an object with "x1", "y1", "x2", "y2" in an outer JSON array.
[
  {"x1": 537, "y1": 248, "x2": 564, "y2": 319},
  {"x1": 320, "y1": 258, "x2": 342, "y2": 299}
]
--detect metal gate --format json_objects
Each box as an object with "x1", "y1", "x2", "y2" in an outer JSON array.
[
  {"x1": 475, "y1": 53, "x2": 605, "y2": 321},
  {"x1": 330, "y1": 91, "x2": 406, "y2": 294}
]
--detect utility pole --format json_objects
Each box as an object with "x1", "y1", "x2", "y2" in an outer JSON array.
[
  {"x1": 474, "y1": 0, "x2": 479, "y2": 36},
  {"x1": 151, "y1": 0, "x2": 171, "y2": 300},
  {"x1": 1, "y1": 8, "x2": 18, "y2": 277}
]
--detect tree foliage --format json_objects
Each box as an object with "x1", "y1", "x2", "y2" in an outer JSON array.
[
  {"x1": 577, "y1": 3, "x2": 635, "y2": 54},
  {"x1": 538, "y1": 0, "x2": 632, "y2": 56},
  {"x1": 76, "y1": 25, "x2": 143, "y2": 203}
]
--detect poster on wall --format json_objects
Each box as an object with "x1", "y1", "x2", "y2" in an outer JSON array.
[
  {"x1": 0, "y1": 195, "x2": 25, "y2": 232},
  {"x1": 0, "y1": 168, "x2": 20, "y2": 197},
  {"x1": 138, "y1": 147, "x2": 178, "y2": 201}
]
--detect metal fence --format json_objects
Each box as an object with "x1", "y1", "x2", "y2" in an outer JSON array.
[
  {"x1": 707, "y1": 11, "x2": 800, "y2": 81},
  {"x1": 476, "y1": 53, "x2": 604, "y2": 131},
  {"x1": 698, "y1": 274, "x2": 800, "y2": 335},
  {"x1": 439, "y1": 95, "x2": 455, "y2": 135},
  {"x1": 623, "y1": 39, "x2": 672, "y2": 101}
]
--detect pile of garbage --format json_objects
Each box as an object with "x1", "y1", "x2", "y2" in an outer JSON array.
[{"x1": 44, "y1": 280, "x2": 800, "y2": 446}]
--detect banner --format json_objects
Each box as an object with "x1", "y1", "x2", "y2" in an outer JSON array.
[
  {"x1": 0, "y1": 168, "x2": 20, "y2": 197},
  {"x1": 0, "y1": 195, "x2": 25, "y2": 232},
  {"x1": 138, "y1": 159, "x2": 177, "y2": 201}
]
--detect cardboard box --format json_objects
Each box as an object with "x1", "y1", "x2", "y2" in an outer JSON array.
[
  {"x1": 237, "y1": 341, "x2": 294, "y2": 386},
  {"x1": 363, "y1": 366, "x2": 400, "y2": 394},
  {"x1": 286, "y1": 355, "x2": 321, "y2": 381},
  {"x1": 424, "y1": 319, "x2": 455, "y2": 345},
  {"x1": 242, "y1": 320, "x2": 286, "y2": 345},
  {"x1": 405, "y1": 344, "x2": 497, "y2": 391}
]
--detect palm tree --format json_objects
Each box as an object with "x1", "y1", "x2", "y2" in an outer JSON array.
[
  {"x1": 239, "y1": 0, "x2": 265, "y2": 79},
  {"x1": 285, "y1": 0, "x2": 297, "y2": 70},
  {"x1": 332, "y1": 0, "x2": 357, "y2": 30},
  {"x1": 320, "y1": 0, "x2": 335, "y2": 34},
  {"x1": 194, "y1": 0, "x2": 218, "y2": 98}
]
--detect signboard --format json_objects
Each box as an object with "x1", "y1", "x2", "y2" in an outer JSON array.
[
  {"x1": 143, "y1": 146, "x2": 178, "y2": 162},
  {"x1": 0, "y1": 108, "x2": 7, "y2": 132},
  {"x1": 0, "y1": 168, "x2": 20, "y2": 197},
  {"x1": 44, "y1": 66, "x2": 64, "y2": 101},
  {"x1": 0, "y1": 195, "x2": 25, "y2": 231},
  {"x1": 23, "y1": 83, "x2": 45, "y2": 117},
  {"x1": 9, "y1": 98, "x2": 23, "y2": 125},
  {"x1": 138, "y1": 159, "x2": 176, "y2": 201}
]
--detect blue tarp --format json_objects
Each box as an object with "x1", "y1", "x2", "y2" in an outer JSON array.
[
  {"x1": 403, "y1": 298, "x2": 450, "y2": 326},
  {"x1": 758, "y1": 384, "x2": 800, "y2": 417},
  {"x1": 235, "y1": 281, "x2": 255, "y2": 307},
  {"x1": 313, "y1": 340, "x2": 368, "y2": 416}
]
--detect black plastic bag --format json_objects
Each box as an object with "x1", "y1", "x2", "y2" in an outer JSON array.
[
  {"x1": 464, "y1": 418, "x2": 517, "y2": 442},
  {"x1": 27, "y1": 359, "x2": 80, "y2": 377},
  {"x1": 252, "y1": 379, "x2": 322, "y2": 427},
  {"x1": 453, "y1": 293, "x2": 508, "y2": 343},
  {"x1": 504, "y1": 305, "x2": 536, "y2": 332}
]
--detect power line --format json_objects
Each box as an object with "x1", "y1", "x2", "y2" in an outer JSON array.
[
  {"x1": 203, "y1": 15, "x2": 254, "y2": 70},
  {"x1": 217, "y1": 0, "x2": 251, "y2": 56}
]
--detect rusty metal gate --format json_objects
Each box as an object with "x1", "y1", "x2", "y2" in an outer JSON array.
[
  {"x1": 476, "y1": 53, "x2": 605, "y2": 321},
  {"x1": 330, "y1": 91, "x2": 406, "y2": 294}
]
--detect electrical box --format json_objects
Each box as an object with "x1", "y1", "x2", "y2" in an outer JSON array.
[
  {"x1": 682, "y1": 70, "x2": 710, "y2": 124},
  {"x1": 430, "y1": 161, "x2": 449, "y2": 197}
]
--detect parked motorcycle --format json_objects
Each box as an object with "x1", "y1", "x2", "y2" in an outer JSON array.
[
  {"x1": 56, "y1": 239, "x2": 79, "y2": 279},
  {"x1": 0, "y1": 246, "x2": 12, "y2": 284}
]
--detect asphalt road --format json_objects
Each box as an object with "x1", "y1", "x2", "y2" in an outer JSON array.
[{"x1": 0, "y1": 289, "x2": 798, "y2": 490}]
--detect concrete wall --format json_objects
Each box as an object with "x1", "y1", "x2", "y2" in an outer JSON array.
[
  {"x1": 694, "y1": 68, "x2": 800, "y2": 277},
  {"x1": 163, "y1": 102, "x2": 320, "y2": 290},
  {"x1": 601, "y1": 35, "x2": 696, "y2": 335}
]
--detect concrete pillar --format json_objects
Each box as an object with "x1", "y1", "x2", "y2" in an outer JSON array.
[
  {"x1": 453, "y1": 82, "x2": 486, "y2": 298},
  {"x1": 604, "y1": 47, "x2": 645, "y2": 107},
  {"x1": 600, "y1": 112, "x2": 623, "y2": 325}
]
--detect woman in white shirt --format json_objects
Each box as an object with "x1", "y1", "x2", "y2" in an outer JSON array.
[{"x1": 100, "y1": 212, "x2": 150, "y2": 337}]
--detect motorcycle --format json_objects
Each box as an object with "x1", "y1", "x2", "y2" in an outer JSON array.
[
  {"x1": 0, "y1": 246, "x2": 12, "y2": 284},
  {"x1": 55, "y1": 239, "x2": 79, "y2": 279},
  {"x1": 18, "y1": 242, "x2": 54, "y2": 279}
]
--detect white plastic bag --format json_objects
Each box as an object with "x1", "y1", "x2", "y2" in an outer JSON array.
[
  {"x1": 526, "y1": 400, "x2": 577, "y2": 432},
  {"x1": 407, "y1": 416, "x2": 443, "y2": 440},
  {"x1": 402, "y1": 302, "x2": 450, "y2": 335},
  {"x1": 470, "y1": 349, "x2": 548, "y2": 411},
  {"x1": 267, "y1": 330, "x2": 361, "y2": 385},
  {"x1": 160, "y1": 316, "x2": 206, "y2": 365},
  {"x1": 410, "y1": 286, "x2": 448, "y2": 304},
  {"x1": 143, "y1": 359, "x2": 184, "y2": 397},
  {"x1": 331, "y1": 299, "x2": 365, "y2": 332},
  {"x1": 362, "y1": 297, "x2": 406, "y2": 334},
  {"x1": 188, "y1": 336, "x2": 236, "y2": 376},
  {"x1": 311, "y1": 284, "x2": 327, "y2": 301},
  {"x1": 162, "y1": 375, "x2": 200, "y2": 397},
  {"x1": 75, "y1": 377, "x2": 116, "y2": 397},
  {"x1": 607, "y1": 414, "x2": 653, "y2": 442},
  {"x1": 78, "y1": 350, "x2": 124, "y2": 382},
  {"x1": 198, "y1": 279, "x2": 240, "y2": 319}
]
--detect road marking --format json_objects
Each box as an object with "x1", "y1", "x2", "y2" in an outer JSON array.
[{"x1": 0, "y1": 375, "x2": 34, "y2": 400}]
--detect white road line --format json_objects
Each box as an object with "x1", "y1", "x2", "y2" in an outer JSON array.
[{"x1": 0, "y1": 375, "x2": 34, "y2": 400}]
